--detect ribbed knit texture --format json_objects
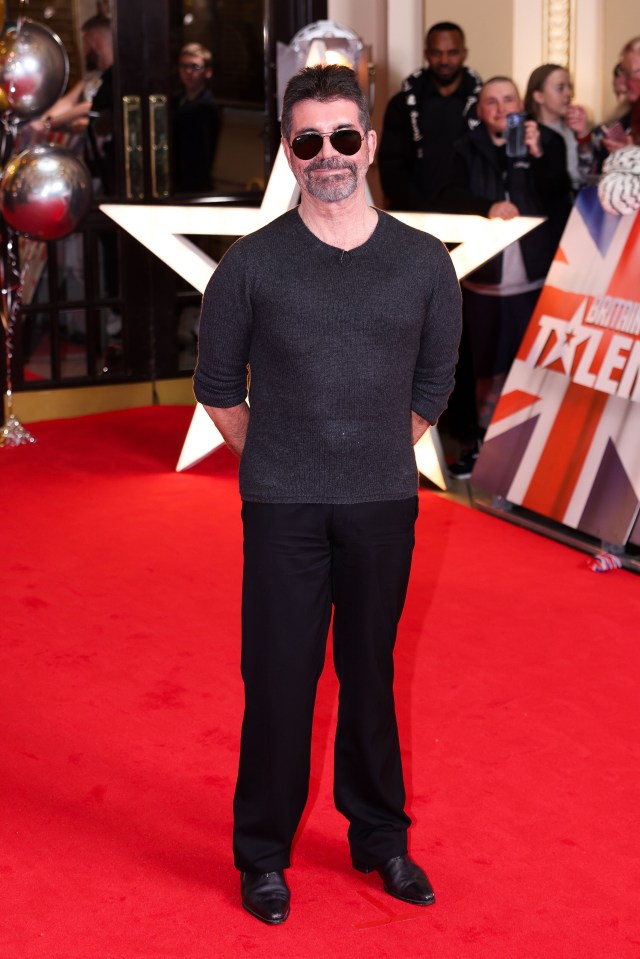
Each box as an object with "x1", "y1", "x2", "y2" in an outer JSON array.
[{"x1": 194, "y1": 209, "x2": 461, "y2": 503}]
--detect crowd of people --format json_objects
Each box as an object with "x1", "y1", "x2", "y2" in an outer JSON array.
[
  {"x1": 378, "y1": 24, "x2": 640, "y2": 479},
  {"x1": 22, "y1": 16, "x2": 639, "y2": 472}
]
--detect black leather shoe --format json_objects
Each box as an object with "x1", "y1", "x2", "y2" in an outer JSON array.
[
  {"x1": 240, "y1": 869, "x2": 290, "y2": 924},
  {"x1": 353, "y1": 854, "x2": 435, "y2": 905}
]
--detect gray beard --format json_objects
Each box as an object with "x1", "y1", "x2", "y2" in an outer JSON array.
[{"x1": 301, "y1": 157, "x2": 359, "y2": 202}]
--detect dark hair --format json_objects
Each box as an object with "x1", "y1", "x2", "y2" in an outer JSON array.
[
  {"x1": 281, "y1": 65, "x2": 370, "y2": 140},
  {"x1": 81, "y1": 14, "x2": 111, "y2": 33},
  {"x1": 425, "y1": 22, "x2": 466, "y2": 46},
  {"x1": 524, "y1": 63, "x2": 567, "y2": 117}
]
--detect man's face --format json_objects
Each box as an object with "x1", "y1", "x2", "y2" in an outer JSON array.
[
  {"x1": 477, "y1": 80, "x2": 522, "y2": 136},
  {"x1": 282, "y1": 97, "x2": 376, "y2": 204},
  {"x1": 178, "y1": 54, "x2": 212, "y2": 96},
  {"x1": 424, "y1": 30, "x2": 467, "y2": 87},
  {"x1": 83, "y1": 31, "x2": 99, "y2": 72},
  {"x1": 82, "y1": 28, "x2": 112, "y2": 72},
  {"x1": 622, "y1": 51, "x2": 640, "y2": 103}
]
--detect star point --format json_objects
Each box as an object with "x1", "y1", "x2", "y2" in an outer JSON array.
[{"x1": 101, "y1": 148, "x2": 544, "y2": 488}]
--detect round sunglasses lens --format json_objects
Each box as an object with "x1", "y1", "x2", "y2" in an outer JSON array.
[
  {"x1": 292, "y1": 135, "x2": 322, "y2": 160},
  {"x1": 331, "y1": 131, "x2": 362, "y2": 155}
]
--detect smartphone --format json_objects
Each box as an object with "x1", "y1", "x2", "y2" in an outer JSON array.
[{"x1": 505, "y1": 112, "x2": 528, "y2": 158}]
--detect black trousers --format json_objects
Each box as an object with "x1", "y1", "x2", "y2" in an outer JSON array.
[
  {"x1": 233, "y1": 498, "x2": 418, "y2": 873},
  {"x1": 464, "y1": 287, "x2": 540, "y2": 377}
]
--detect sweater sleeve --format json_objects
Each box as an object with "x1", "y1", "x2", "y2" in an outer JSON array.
[
  {"x1": 598, "y1": 145, "x2": 640, "y2": 215},
  {"x1": 411, "y1": 241, "x2": 462, "y2": 424},
  {"x1": 193, "y1": 241, "x2": 252, "y2": 408}
]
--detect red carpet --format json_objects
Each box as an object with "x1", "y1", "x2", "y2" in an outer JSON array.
[{"x1": 2, "y1": 406, "x2": 639, "y2": 958}]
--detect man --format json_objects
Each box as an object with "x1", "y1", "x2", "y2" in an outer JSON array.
[
  {"x1": 81, "y1": 14, "x2": 115, "y2": 195},
  {"x1": 193, "y1": 65, "x2": 461, "y2": 925},
  {"x1": 570, "y1": 36, "x2": 640, "y2": 180},
  {"x1": 378, "y1": 22, "x2": 481, "y2": 211},
  {"x1": 439, "y1": 77, "x2": 572, "y2": 476},
  {"x1": 172, "y1": 42, "x2": 220, "y2": 193},
  {"x1": 377, "y1": 22, "x2": 480, "y2": 467}
]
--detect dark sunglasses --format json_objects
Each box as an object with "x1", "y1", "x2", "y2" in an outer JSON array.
[{"x1": 290, "y1": 129, "x2": 364, "y2": 160}]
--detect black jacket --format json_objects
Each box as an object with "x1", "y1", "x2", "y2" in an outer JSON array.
[
  {"x1": 378, "y1": 66, "x2": 482, "y2": 211},
  {"x1": 438, "y1": 123, "x2": 573, "y2": 284},
  {"x1": 172, "y1": 87, "x2": 220, "y2": 193}
]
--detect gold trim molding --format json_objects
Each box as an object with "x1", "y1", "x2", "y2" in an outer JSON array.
[
  {"x1": 6, "y1": 379, "x2": 195, "y2": 424},
  {"x1": 543, "y1": 0, "x2": 576, "y2": 71}
]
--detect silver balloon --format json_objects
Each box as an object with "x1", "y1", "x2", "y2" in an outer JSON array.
[
  {"x1": 0, "y1": 145, "x2": 92, "y2": 241},
  {"x1": 0, "y1": 20, "x2": 69, "y2": 119}
]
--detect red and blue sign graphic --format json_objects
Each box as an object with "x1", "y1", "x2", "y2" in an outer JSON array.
[{"x1": 473, "y1": 187, "x2": 640, "y2": 546}]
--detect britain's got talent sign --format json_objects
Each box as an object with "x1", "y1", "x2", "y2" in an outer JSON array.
[{"x1": 473, "y1": 187, "x2": 640, "y2": 548}]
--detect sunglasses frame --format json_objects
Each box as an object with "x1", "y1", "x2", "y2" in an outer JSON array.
[{"x1": 289, "y1": 129, "x2": 365, "y2": 160}]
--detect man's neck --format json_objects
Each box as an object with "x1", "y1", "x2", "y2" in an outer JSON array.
[
  {"x1": 298, "y1": 193, "x2": 378, "y2": 251},
  {"x1": 186, "y1": 85, "x2": 206, "y2": 102},
  {"x1": 430, "y1": 73, "x2": 464, "y2": 98},
  {"x1": 487, "y1": 128, "x2": 506, "y2": 147}
]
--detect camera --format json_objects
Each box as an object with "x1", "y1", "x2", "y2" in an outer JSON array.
[{"x1": 505, "y1": 112, "x2": 528, "y2": 158}]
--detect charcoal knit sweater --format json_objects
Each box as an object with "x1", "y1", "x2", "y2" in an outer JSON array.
[{"x1": 193, "y1": 208, "x2": 461, "y2": 503}]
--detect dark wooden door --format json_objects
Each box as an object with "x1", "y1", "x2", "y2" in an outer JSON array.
[{"x1": 8, "y1": 0, "x2": 326, "y2": 394}]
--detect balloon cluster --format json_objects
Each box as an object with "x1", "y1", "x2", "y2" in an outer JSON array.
[{"x1": 0, "y1": 18, "x2": 92, "y2": 241}]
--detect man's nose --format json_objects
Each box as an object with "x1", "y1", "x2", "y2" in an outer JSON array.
[{"x1": 319, "y1": 134, "x2": 338, "y2": 157}]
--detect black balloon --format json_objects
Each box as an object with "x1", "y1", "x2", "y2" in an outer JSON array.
[{"x1": 0, "y1": 145, "x2": 92, "y2": 241}]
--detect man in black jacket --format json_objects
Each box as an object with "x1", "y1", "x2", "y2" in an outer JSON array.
[
  {"x1": 82, "y1": 15, "x2": 115, "y2": 196},
  {"x1": 378, "y1": 22, "x2": 481, "y2": 211},
  {"x1": 172, "y1": 43, "x2": 220, "y2": 193},
  {"x1": 439, "y1": 76, "x2": 572, "y2": 477}
]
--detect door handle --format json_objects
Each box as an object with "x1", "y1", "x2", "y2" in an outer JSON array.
[
  {"x1": 122, "y1": 95, "x2": 144, "y2": 198},
  {"x1": 148, "y1": 94, "x2": 170, "y2": 198}
]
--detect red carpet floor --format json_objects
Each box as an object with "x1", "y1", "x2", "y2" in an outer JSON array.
[{"x1": 2, "y1": 406, "x2": 639, "y2": 959}]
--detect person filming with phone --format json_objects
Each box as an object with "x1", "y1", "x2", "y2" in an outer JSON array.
[{"x1": 437, "y1": 76, "x2": 572, "y2": 476}]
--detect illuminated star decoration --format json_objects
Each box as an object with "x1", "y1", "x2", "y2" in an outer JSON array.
[{"x1": 101, "y1": 146, "x2": 542, "y2": 489}]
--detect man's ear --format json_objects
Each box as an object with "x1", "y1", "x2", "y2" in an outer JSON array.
[
  {"x1": 366, "y1": 128, "x2": 377, "y2": 164},
  {"x1": 281, "y1": 136, "x2": 294, "y2": 170}
]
